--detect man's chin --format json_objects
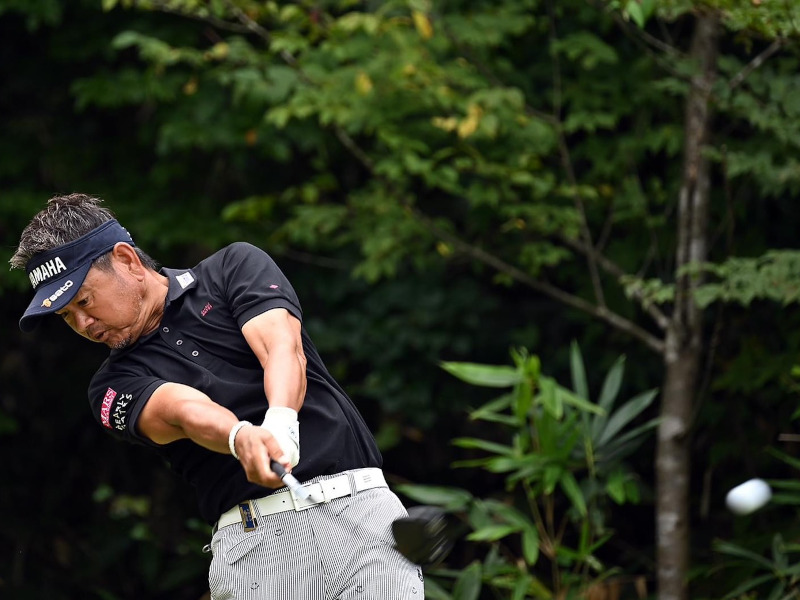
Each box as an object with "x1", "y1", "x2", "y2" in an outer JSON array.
[{"x1": 108, "y1": 335, "x2": 133, "y2": 350}]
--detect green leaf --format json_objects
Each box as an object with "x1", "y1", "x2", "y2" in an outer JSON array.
[
  {"x1": 560, "y1": 472, "x2": 587, "y2": 517},
  {"x1": 521, "y1": 526, "x2": 540, "y2": 565},
  {"x1": 768, "y1": 447, "x2": 800, "y2": 471},
  {"x1": 590, "y1": 355, "x2": 626, "y2": 441},
  {"x1": 557, "y1": 384, "x2": 605, "y2": 415},
  {"x1": 441, "y1": 361, "x2": 522, "y2": 387},
  {"x1": 597, "y1": 356, "x2": 625, "y2": 413},
  {"x1": 597, "y1": 417, "x2": 660, "y2": 463},
  {"x1": 605, "y1": 469, "x2": 628, "y2": 504},
  {"x1": 570, "y1": 341, "x2": 589, "y2": 400},
  {"x1": 452, "y1": 561, "x2": 482, "y2": 600},
  {"x1": 721, "y1": 574, "x2": 779, "y2": 600},
  {"x1": 468, "y1": 393, "x2": 520, "y2": 426},
  {"x1": 714, "y1": 540, "x2": 776, "y2": 569},
  {"x1": 538, "y1": 376, "x2": 563, "y2": 419},
  {"x1": 393, "y1": 484, "x2": 473, "y2": 511},
  {"x1": 596, "y1": 389, "x2": 658, "y2": 447},
  {"x1": 625, "y1": 1, "x2": 645, "y2": 28},
  {"x1": 452, "y1": 437, "x2": 515, "y2": 456},
  {"x1": 423, "y1": 577, "x2": 453, "y2": 600},
  {"x1": 543, "y1": 465, "x2": 562, "y2": 494},
  {"x1": 467, "y1": 524, "x2": 520, "y2": 542}
]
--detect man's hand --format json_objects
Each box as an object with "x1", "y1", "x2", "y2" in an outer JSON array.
[{"x1": 233, "y1": 423, "x2": 293, "y2": 489}]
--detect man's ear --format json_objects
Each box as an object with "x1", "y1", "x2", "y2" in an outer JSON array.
[{"x1": 111, "y1": 242, "x2": 145, "y2": 279}]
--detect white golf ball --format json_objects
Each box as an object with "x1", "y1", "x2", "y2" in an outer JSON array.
[{"x1": 726, "y1": 478, "x2": 772, "y2": 515}]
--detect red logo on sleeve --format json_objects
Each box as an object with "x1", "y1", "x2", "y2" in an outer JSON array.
[{"x1": 100, "y1": 388, "x2": 117, "y2": 429}]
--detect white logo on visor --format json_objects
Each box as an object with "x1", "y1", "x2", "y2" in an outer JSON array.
[
  {"x1": 41, "y1": 280, "x2": 74, "y2": 307},
  {"x1": 176, "y1": 272, "x2": 195, "y2": 289},
  {"x1": 29, "y1": 257, "x2": 68, "y2": 289}
]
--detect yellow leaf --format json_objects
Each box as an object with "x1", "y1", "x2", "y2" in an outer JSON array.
[
  {"x1": 207, "y1": 42, "x2": 229, "y2": 60},
  {"x1": 245, "y1": 129, "x2": 258, "y2": 146},
  {"x1": 412, "y1": 10, "x2": 433, "y2": 39},
  {"x1": 436, "y1": 242, "x2": 452, "y2": 257},
  {"x1": 183, "y1": 77, "x2": 198, "y2": 95},
  {"x1": 458, "y1": 104, "x2": 483, "y2": 139},
  {"x1": 431, "y1": 116, "x2": 458, "y2": 132},
  {"x1": 501, "y1": 218, "x2": 526, "y2": 232},
  {"x1": 355, "y1": 71, "x2": 373, "y2": 95}
]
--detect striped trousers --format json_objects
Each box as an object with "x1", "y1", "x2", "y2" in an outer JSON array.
[{"x1": 207, "y1": 472, "x2": 425, "y2": 599}]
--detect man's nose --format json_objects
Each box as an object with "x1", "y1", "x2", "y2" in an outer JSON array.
[{"x1": 74, "y1": 310, "x2": 95, "y2": 333}]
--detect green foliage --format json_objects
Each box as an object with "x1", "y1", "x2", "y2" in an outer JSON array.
[
  {"x1": 688, "y1": 251, "x2": 800, "y2": 308},
  {"x1": 714, "y1": 534, "x2": 800, "y2": 600},
  {"x1": 622, "y1": 251, "x2": 800, "y2": 309},
  {"x1": 397, "y1": 344, "x2": 657, "y2": 598}
]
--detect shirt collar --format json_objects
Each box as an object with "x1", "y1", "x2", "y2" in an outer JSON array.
[{"x1": 161, "y1": 267, "x2": 198, "y2": 303}]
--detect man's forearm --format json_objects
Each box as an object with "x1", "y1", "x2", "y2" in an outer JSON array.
[
  {"x1": 174, "y1": 396, "x2": 240, "y2": 453},
  {"x1": 262, "y1": 342, "x2": 307, "y2": 411}
]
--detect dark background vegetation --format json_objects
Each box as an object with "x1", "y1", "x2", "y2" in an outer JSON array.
[{"x1": 2, "y1": 1, "x2": 800, "y2": 598}]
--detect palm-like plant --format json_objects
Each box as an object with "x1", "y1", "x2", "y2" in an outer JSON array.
[{"x1": 397, "y1": 342, "x2": 659, "y2": 599}]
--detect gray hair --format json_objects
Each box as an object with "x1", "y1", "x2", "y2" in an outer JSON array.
[{"x1": 10, "y1": 193, "x2": 159, "y2": 271}]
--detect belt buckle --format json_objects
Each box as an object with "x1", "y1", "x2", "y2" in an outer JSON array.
[
  {"x1": 238, "y1": 500, "x2": 258, "y2": 532},
  {"x1": 290, "y1": 483, "x2": 323, "y2": 511}
]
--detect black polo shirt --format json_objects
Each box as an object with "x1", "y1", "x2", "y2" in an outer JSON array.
[{"x1": 88, "y1": 242, "x2": 382, "y2": 524}]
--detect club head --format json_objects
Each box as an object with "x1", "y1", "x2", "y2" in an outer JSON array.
[{"x1": 392, "y1": 505, "x2": 457, "y2": 566}]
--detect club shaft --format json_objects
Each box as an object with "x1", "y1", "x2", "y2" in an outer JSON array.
[{"x1": 270, "y1": 460, "x2": 310, "y2": 500}]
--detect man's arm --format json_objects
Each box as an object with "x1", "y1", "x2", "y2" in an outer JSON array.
[
  {"x1": 136, "y1": 382, "x2": 287, "y2": 488},
  {"x1": 241, "y1": 307, "x2": 307, "y2": 412},
  {"x1": 241, "y1": 307, "x2": 307, "y2": 467}
]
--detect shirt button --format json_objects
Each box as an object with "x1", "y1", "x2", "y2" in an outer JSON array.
[
  {"x1": 176, "y1": 339, "x2": 183, "y2": 345},
  {"x1": 192, "y1": 351, "x2": 199, "y2": 357},
  {"x1": 162, "y1": 327, "x2": 169, "y2": 333}
]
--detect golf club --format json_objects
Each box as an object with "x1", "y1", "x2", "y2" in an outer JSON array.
[
  {"x1": 270, "y1": 461, "x2": 458, "y2": 565},
  {"x1": 270, "y1": 460, "x2": 312, "y2": 501},
  {"x1": 392, "y1": 505, "x2": 460, "y2": 566}
]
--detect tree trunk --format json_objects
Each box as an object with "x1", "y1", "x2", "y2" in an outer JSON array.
[{"x1": 656, "y1": 12, "x2": 719, "y2": 600}]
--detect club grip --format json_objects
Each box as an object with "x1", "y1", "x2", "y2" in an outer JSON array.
[{"x1": 270, "y1": 460, "x2": 287, "y2": 477}]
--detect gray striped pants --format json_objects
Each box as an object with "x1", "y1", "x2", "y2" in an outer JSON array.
[{"x1": 207, "y1": 474, "x2": 425, "y2": 599}]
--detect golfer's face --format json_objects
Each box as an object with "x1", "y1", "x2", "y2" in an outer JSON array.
[{"x1": 55, "y1": 263, "x2": 144, "y2": 349}]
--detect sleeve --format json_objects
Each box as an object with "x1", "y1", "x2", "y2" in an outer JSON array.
[
  {"x1": 219, "y1": 242, "x2": 303, "y2": 327},
  {"x1": 88, "y1": 361, "x2": 165, "y2": 447}
]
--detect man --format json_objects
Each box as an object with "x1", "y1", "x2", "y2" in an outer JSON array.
[{"x1": 12, "y1": 193, "x2": 424, "y2": 599}]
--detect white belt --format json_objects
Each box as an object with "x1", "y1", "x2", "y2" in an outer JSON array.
[{"x1": 216, "y1": 468, "x2": 387, "y2": 531}]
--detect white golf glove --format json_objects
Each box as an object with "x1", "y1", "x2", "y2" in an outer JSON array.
[{"x1": 261, "y1": 406, "x2": 300, "y2": 467}]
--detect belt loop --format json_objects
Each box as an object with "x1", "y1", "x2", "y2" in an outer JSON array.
[{"x1": 347, "y1": 470, "x2": 358, "y2": 498}]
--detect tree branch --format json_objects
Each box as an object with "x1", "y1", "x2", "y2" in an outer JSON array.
[
  {"x1": 413, "y1": 210, "x2": 665, "y2": 355},
  {"x1": 728, "y1": 37, "x2": 783, "y2": 91},
  {"x1": 605, "y1": 7, "x2": 688, "y2": 81},
  {"x1": 558, "y1": 235, "x2": 670, "y2": 330},
  {"x1": 135, "y1": 0, "x2": 253, "y2": 34}
]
